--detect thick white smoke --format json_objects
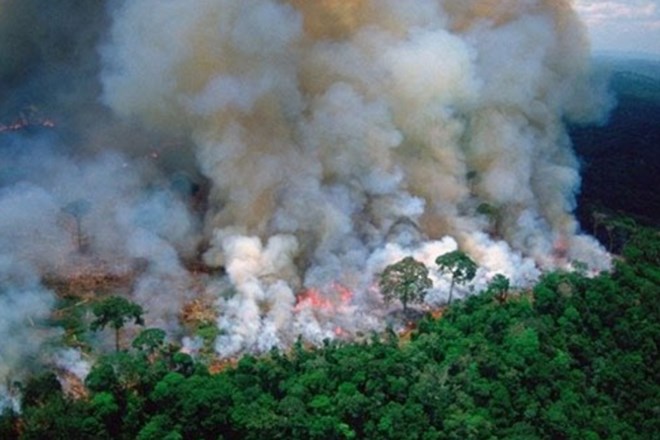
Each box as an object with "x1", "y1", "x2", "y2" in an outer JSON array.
[
  {"x1": 0, "y1": 0, "x2": 612, "y2": 380},
  {"x1": 0, "y1": 258, "x2": 58, "y2": 393},
  {"x1": 0, "y1": 140, "x2": 199, "y2": 390},
  {"x1": 98, "y1": 0, "x2": 611, "y2": 356}
]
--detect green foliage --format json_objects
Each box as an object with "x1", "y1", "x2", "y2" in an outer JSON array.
[
  {"x1": 137, "y1": 415, "x2": 181, "y2": 440},
  {"x1": 436, "y1": 250, "x2": 478, "y2": 304},
  {"x1": 91, "y1": 296, "x2": 144, "y2": 333},
  {"x1": 132, "y1": 328, "x2": 166, "y2": 355},
  {"x1": 21, "y1": 372, "x2": 62, "y2": 408},
  {"x1": 91, "y1": 296, "x2": 144, "y2": 352},
  {"x1": 0, "y1": 407, "x2": 19, "y2": 440},
  {"x1": 85, "y1": 361, "x2": 119, "y2": 394},
  {"x1": 51, "y1": 297, "x2": 91, "y2": 349},
  {"x1": 379, "y1": 256, "x2": 432, "y2": 311},
  {"x1": 14, "y1": 224, "x2": 660, "y2": 440},
  {"x1": 196, "y1": 323, "x2": 220, "y2": 357},
  {"x1": 488, "y1": 274, "x2": 510, "y2": 304},
  {"x1": 90, "y1": 392, "x2": 120, "y2": 429}
]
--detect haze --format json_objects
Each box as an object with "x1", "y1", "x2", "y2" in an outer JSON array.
[{"x1": 576, "y1": 0, "x2": 660, "y2": 57}]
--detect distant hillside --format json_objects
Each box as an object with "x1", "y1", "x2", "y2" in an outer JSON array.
[{"x1": 572, "y1": 55, "x2": 660, "y2": 229}]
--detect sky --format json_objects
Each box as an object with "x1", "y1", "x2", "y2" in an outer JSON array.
[{"x1": 575, "y1": 0, "x2": 660, "y2": 57}]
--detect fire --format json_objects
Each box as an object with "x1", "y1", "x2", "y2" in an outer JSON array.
[
  {"x1": 0, "y1": 119, "x2": 55, "y2": 132},
  {"x1": 290, "y1": 283, "x2": 355, "y2": 340},
  {"x1": 333, "y1": 282, "x2": 354, "y2": 304},
  {"x1": 0, "y1": 109, "x2": 56, "y2": 133},
  {"x1": 293, "y1": 283, "x2": 354, "y2": 313},
  {"x1": 294, "y1": 288, "x2": 334, "y2": 312}
]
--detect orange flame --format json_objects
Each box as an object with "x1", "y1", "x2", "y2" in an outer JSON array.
[
  {"x1": 294, "y1": 288, "x2": 334, "y2": 312},
  {"x1": 332, "y1": 282, "x2": 354, "y2": 304},
  {"x1": 294, "y1": 283, "x2": 354, "y2": 313}
]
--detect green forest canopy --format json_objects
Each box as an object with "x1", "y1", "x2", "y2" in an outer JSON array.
[{"x1": 2, "y1": 224, "x2": 658, "y2": 439}]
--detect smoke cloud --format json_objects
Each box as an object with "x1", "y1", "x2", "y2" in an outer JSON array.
[{"x1": 0, "y1": 0, "x2": 612, "y2": 384}]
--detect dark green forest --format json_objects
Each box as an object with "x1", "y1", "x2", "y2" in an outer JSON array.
[
  {"x1": 2, "y1": 57, "x2": 659, "y2": 440},
  {"x1": 1, "y1": 224, "x2": 658, "y2": 439},
  {"x1": 573, "y1": 56, "x2": 660, "y2": 230}
]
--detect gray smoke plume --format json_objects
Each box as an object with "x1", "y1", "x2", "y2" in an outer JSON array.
[
  {"x1": 0, "y1": 1, "x2": 204, "y2": 388},
  {"x1": 0, "y1": 0, "x2": 612, "y2": 381},
  {"x1": 99, "y1": 0, "x2": 612, "y2": 355}
]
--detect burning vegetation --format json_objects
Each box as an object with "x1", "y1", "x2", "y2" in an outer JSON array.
[
  {"x1": 0, "y1": 0, "x2": 617, "y2": 411},
  {"x1": 0, "y1": 109, "x2": 55, "y2": 134}
]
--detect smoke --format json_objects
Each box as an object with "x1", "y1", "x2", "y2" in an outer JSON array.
[
  {"x1": 0, "y1": 257, "x2": 58, "y2": 389},
  {"x1": 0, "y1": 0, "x2": 612, "y2": 377}
]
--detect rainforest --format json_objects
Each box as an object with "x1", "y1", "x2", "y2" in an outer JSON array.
[{"x1": 0, "y1": 1, "x2": 658, "y2": 438}]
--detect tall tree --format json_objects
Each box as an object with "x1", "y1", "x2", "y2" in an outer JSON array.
[
  {"x1": 379, "y1": 256, "x2": 432, "y2": 312},
  {"x1": 91, "y1": 296, "x2": 144, "y2": 352},
  {"x1": 436, "y1": 250, "x2": 477, "y2": 305}
]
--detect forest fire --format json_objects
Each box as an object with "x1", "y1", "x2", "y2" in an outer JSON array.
[
  {"x1": 294, "y1": 283, "x2": 354, "y2": 313},
  {"x1": 0, "y1": 110, "x2": 55, "y2": 133},
  {"x1": 294, "y1": 288, "x2": 334, "y2": 312},
  {"x1": 0, "y1": 0, "x2": 613, "y2": 405},
  {"x1": 3, "y1": 1, "x2": 660, "y2": 438}
]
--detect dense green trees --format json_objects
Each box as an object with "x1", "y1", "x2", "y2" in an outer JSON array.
[
  {"x1": 488, "y1": 274, "x2": 510, "y2": 304},
  {"x1": 2, "y1": 226, "x2": 659, "y2": 439}
]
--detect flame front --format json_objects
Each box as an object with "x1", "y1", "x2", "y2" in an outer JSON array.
[{"x1": 294, "y1": 283, "x2": 354, "y2": 314}]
